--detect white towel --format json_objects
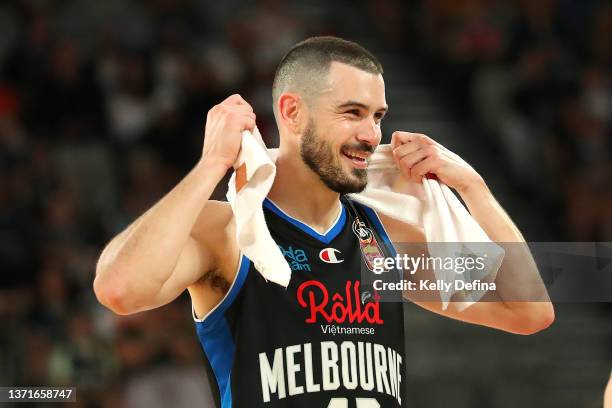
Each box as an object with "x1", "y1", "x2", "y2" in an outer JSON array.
[{"x1": 227, "y1": 129, "x2": 504, "y2": 310}]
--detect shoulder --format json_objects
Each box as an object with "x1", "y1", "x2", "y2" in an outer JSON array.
[
  {"x1": 191, "y1": 199, "x2": 237, "y2": 270},
  {"x1": 192, "y1": 200, "x2": 234, "y2": 235},
  {"x1": 345, "y1": 198, "x2": 425, "y2": 243},
  {"x1": 374, "y1": 211, "x2": 426, "y2": 243},
  {"x1": 189, "y1": 200, "x2": 241, "y2": 309},
  {"x1": 188, "y1": 200, "x2": 245, "y2": 320}
]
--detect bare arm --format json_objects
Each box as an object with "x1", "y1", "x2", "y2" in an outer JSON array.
[
  {"x1": 94, "y1": 161, "x2": 229, "y2": 314},
  {"x1": 458, "y1": 181, "x2": 554, "y2": 312},
  {"x1": 385, "y1": 131, "x2": 554, "y2": 334},
  {"x1": 399, "y1": 184, "x2": 554, "y2": 334},
  {"x1": 94, "y1": 94, "x2": 256, "y2": 315}
]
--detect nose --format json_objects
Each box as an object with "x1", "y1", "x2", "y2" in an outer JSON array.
[{"x1": 356, "y1": 117, "x2": 381, "y2": 147}]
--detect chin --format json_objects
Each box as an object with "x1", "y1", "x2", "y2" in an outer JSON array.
[{"x1": 333, "y1": 174, "x2": 368, "y2": 194}]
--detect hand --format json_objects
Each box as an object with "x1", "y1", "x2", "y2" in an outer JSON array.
[
  {"x1": 201, "y1": 94, "x2": 256, "y2": 169},
  {"x1": 391, "y1": 131, "x2": 484, "y2": 193}
]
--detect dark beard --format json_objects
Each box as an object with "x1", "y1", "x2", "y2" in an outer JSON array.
[{"x1": 300, "y1": 120, "x2": 370, "y2": 194}]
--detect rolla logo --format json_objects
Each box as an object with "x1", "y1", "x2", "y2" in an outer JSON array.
[
  {"x1": 319, "y1": 248, "x2": 343, "y2": 264},
  {"x1": 296, "y1": 280, "x2": 383, "y2": 324}
]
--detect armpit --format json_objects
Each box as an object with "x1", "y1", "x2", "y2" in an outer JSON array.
[{"x1": 199, "y1": 269, "x2": 231, "y2": 294}]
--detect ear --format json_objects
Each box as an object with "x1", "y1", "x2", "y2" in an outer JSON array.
[{"x1": 278, "y1": 92, "x2": 306, "y2": 133}]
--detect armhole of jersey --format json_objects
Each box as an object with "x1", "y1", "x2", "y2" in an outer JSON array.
[
  {"x1": 192, "y1": 254, "x2": 249, "y2": 408},
  {"x1": 358, "y1": 203, "x2": 399, "y2": 258},
  {"x1": 192, "y1": 253, "x2": 250, "y2": 331}
]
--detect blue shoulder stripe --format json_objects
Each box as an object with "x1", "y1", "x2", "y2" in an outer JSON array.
[
  {"x1": 359, "y1": 204, "x2": 398, "y2": 258},
  {"x1": 194, "y1": 254, "x2": 250, "y2": 408}
]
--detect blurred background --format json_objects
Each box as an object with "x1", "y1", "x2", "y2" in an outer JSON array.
[{"x1": 0, "y1": 0, "x2": 610, "y2": 407}]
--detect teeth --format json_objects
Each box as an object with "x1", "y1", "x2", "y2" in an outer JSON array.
[{"x1": 344, "y1": 150, "x2": 367, "y2": 160}]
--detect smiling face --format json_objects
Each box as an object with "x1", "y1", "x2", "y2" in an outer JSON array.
[{"x1": 299, "y1": 61, "x2": 387, "y2": 194}]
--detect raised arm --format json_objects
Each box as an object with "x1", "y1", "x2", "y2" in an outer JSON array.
[
  {"x1": 94, "y1": 94, "x2": 255, "y2": 315},
  {"x1": 383, "y1": 131, "x2": 554, "y2": 334}
]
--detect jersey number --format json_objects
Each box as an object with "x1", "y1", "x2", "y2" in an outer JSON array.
[{"x1": 326, "y1": 398, "x2": 380, "y2": 408}]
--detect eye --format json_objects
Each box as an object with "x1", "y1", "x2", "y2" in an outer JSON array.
[
  {"x1": 345, "y1": 109, "x2": 361, "y2": 117},
  {"x1": 374, "y1": 112, "x2": 386, "y2": 124}
]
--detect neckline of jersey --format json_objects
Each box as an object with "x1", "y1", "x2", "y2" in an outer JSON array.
[{"x1": 263, "y1": 197, "x2": 347, "y2": 244}]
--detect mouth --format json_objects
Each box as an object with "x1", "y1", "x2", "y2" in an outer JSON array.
[{"x1": 341, "y1": 147, "x2": 371, "y2": 169}]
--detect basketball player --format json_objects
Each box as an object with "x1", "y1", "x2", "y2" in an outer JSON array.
[{"x1": 94, "y1": 37, "x2": 554, "y2": 407}]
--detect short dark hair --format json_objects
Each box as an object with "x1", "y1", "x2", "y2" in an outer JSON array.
[{"x1": 272, "y1": 36, "x2": 383, "y2": 116}]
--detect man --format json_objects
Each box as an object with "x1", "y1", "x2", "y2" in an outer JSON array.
[{"x1": 94, "y1": 37, "x2": 554, "y2": 407}]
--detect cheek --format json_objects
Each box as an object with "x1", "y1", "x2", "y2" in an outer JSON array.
[
  {"x1": 332, "y1": 121, "x2": 358, "y2": 145},
  {"x1": 338, "y1": 119, "x2": 357, "y2": 132}
]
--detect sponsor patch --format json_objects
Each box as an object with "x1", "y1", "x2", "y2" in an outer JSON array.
[{"x1": 279, "y1": 245, "x2": 311, "y2": 272}]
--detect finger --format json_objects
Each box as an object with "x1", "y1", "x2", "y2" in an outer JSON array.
[
  {"x1": 392, "y1": 132, "x2": 430, "y2": 145},
  {"x1": 223, "y1": 94, "x2": 252, "y2": 109},
  {"x1": 393, "y1": 140, "x2": 428, "y2": 159},
  {"x1": 398, "y1": 146, "x2": 431, "y2": 169},
  {"x1": 241, "y1": 116, "x2": 256, "y2": 132},
  {"x1": 391, "y1": 131, "x2": 412, "y2": 148},
  {"x1": 218, "y1": 112, "x2": 254, "y2": 131},
  {"x1": 227, "y1": 107, "x2": 256, "y2": 120},
  {"x1": 410, "y1": 156, "x2": 438, "y2": 183},
  {"x1": 394, "y1": 134, "x2": 436, "y2": 158},
  {"x1": 234, "y1": 105, "x2": 256, "y2": 116},
  {"x1": 219, "y1": 103, "x2": 256, "y2": 120}
]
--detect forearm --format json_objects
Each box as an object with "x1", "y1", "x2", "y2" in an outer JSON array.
[
  {"x1": 458, "y1": 181, "x2": 552, "y2": 312},
  {"x1": 95, "y1": 159, "x2": 228, "y2": 302},
  {"x1": 458, "y1": 179, "x2": 525, "y2": 243},
  {"x1": 390, "y1": 131, "x2": 554, "y2": 332}
]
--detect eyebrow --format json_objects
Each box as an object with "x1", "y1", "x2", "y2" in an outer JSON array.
[{"x1": 336, "y1": 100, "x2": 388, "y2": 114}]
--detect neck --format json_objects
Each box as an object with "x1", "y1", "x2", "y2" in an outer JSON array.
[{"x1": 268, "y1": 148, "x2": 342, "y2": 234}]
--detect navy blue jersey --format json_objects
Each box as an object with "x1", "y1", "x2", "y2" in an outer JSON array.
[{"x1": 193, "y1": 196, "x2": 406, "y2": 407}]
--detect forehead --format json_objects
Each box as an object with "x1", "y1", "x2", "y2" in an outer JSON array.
[{"x1": 319, "y1": 61, "x2": 386, "y2": 108}]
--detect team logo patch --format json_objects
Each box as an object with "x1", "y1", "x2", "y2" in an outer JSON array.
[
  {"x1": 352, "y1": 218, "x2": 373, "y2": 243},
  {"x1": 351, "y1": 218, "x2": 386, "y2": 273},
  {"x1": 319, "y1": 248, "x2": 343, "y2": 264}
]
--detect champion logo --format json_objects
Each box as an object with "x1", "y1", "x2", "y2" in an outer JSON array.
[{"x1": 319, "y1": 248, "x2": 343, "y2": 264}]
